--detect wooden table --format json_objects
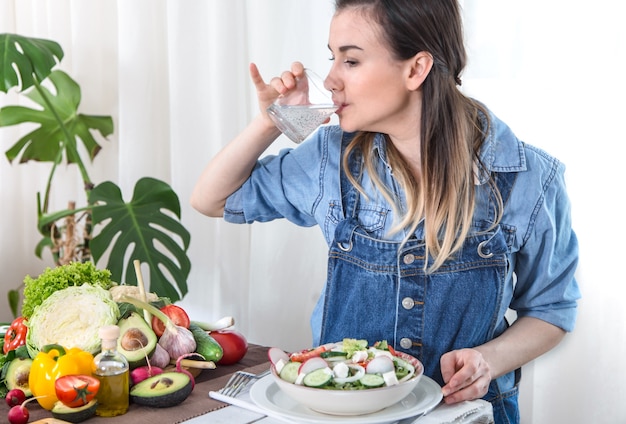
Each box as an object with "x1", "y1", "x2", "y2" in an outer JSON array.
[
  {"x1": 4, "y1": 344, "x2": 493, "y2": 424},
  {"x1": 2, "y1": 344, "x2": 271, "y2": 424}
]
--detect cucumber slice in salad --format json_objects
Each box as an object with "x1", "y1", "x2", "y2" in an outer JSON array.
[
  {"x1": 360, "y1": 373, "x2": 385, "y2": 388},
  {"x1": 303, "y1": 368, "x2": 333, "y2": 387},
  {"x1": 279, "y1": 361, "x2": 301, "y2": 383}
]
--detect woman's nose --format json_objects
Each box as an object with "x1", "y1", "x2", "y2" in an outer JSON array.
[{"x1": 324, "y1": 75, "x2": 338, "y2": 93}]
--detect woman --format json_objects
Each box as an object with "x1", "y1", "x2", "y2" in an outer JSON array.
[{"x1": 191, "y1": 1, "x2": 580, "y2": 422}]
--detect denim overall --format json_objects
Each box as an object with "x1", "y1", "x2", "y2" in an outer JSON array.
[{"x1": 319, "y1": 139, "x2": 520, "y2": 424}]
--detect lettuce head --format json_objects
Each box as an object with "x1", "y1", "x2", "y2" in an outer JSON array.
[{"x1": 26, "y1": 284, "x2": 120, "y2": 356}]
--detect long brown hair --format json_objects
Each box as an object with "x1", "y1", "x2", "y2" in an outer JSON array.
[{"x1": 336, "y1": 0, "x2": 501, "y2": 271}]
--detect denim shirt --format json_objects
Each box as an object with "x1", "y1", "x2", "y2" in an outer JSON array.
[{"x1": 224, "y1": 111, "x2": 580, "y2": 333}]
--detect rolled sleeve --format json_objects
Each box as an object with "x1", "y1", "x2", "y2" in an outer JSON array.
[
  {"x1": 223, "y1": 130, "x2": 333, "y2": 227},
  {"x1": 511, "y1": 157, "x2": 581, "y2": 332}
]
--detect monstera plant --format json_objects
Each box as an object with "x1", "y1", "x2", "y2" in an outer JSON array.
[{"x1": 0, "y1": 33, "x2": 191, "y2": 316}]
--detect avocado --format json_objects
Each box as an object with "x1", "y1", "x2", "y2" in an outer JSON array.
[
  {"x1": 130, "y1": 372, "x2": 192, "y2": 407},
  {"x1": 117, "y1": 312, "x2": 157, "y2": 368},
  {"x1": 51, "y1": 399, "x2": 98, "y2": 423},
  {"x1": 5, "y1": 357, "x2": 33, "y2": 397}
]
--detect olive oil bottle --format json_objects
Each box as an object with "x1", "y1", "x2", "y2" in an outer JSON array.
[{"x1": 93, "y1": 325, "x2": 129, "y2": 416}]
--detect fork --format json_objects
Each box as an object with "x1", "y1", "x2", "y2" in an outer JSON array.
[{"x1": 218, "y1": 369, "x2": 271, "y2": 398}]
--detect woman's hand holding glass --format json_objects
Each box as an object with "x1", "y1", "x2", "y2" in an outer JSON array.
[
  {"x1": 250, "y1": 62, "x2": 336, "y2": 144},
  {"x1": 249, "y1": 62, "x2": 305, "y2": 116}
]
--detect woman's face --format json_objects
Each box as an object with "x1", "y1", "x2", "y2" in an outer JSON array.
[{"x1": 325, "y1": 8, "x2": 422, "y2": 139}]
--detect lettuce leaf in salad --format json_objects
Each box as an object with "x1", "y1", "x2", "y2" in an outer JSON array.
[{"x1": 341, "y1": 338, "x2": 368, "y2": 358}]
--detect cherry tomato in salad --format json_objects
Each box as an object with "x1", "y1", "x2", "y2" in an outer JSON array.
[
  {"x1": 54, "y1": 375, "x2": 100, "y2": 408},
  {"x1": 210, "y1": 330, "x2": 248, "y2": 365},
  {"x1": 151, "y1": 304, "x2": 191, "y2": 337}
]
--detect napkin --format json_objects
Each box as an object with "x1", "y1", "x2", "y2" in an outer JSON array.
[
  {"x1": 411, "y1": 399, "x2": 494, "y2": 424},
  {"x1": 209, "y1": 389, "x2": 293, "y2": 423}
]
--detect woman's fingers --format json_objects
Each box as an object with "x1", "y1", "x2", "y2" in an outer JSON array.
[{"x1": 440, "y1": 349, "x2": 491, "y2": 404}]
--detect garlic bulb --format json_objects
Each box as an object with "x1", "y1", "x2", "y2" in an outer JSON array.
[
  {"x1": 149, "y1": 343, "x2": 170, "y2": 369},
  {"x1": 158, "y1": 325, "x2": 196, "y2": 359}
]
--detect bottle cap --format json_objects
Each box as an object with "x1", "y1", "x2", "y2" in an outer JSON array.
[{"x1": 99, "y1": 325, "x2": 120, "y2": 340}]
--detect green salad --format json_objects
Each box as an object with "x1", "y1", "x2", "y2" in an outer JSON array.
[{"x1": 268, "y1": 339, "x2": 417, "y2": 390}]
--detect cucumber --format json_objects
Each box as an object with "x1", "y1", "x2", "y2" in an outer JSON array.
[
  {"x1": 360, "y1": 373, "x2": 385, "y2": 388},
  {"x1": 189, "y1": 322, "x2": 223, "y2": 362},
  {"x1": 303, "y1": 368, "x2": 333, "y2": 387},
  {"x1": 320, "y1": 351, "x2": 348, "y2": 359},
  {"x1": 279, "y1": 361, "x2": 301, "y2": 383}
]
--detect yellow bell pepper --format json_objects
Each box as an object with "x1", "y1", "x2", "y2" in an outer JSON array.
[{"x1": 28, "y1": 344, "x2": 94, "y2": 410}]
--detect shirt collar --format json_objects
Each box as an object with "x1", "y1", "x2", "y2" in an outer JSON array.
[
  {"x1": 373, "y1": 108, "x2": 526, "y2": 184},
  {"x1": 369, "y1": 109, "x2": 527, "y2": 185},
  {"x1": 476, "y1": 109, "x2": 527, "y2": 184},
  {"x1": 373, "y1": 134, "x2": 393, "y2": 172}
]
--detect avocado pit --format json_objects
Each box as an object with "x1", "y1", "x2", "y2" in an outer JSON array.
[{"x1": 121, "y1": 328, "x2": 149, "y2": 351}]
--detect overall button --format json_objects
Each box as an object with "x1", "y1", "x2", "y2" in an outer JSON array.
[
  {"x1": 401, "y1": 297, "x2": 415, "y2": 310},
  {"x1": 400, "y1": 338, "x2": 412, "y2": 349},
  {"x1": 403, "y1": 254, "x2": 415, "y2": 265}
]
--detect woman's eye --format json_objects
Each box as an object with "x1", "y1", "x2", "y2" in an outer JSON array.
[{"x1": 327, "y1": 56, "x2": 358, "y2": 67}]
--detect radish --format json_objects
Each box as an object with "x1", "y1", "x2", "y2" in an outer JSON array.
[
  {"x1": 8, "y1": 405, "x2": 28, "y2": 424},
  {"x1": 130, "y1": 365, "x2": 164, "y2": 386},
  {"x1": 129, "y1": 334, "x2": 165, "y2": 386},
  {"x1": 366, "y1": 355, "x2": 395, "y2": 374},
  {"x1": 5, "y1": 389, "x2": 26, "y2": 407},
  {"x1": 268, "y1": 347, "x2": 289, "y2": 365},
  {"x1": 7, "y1": 396, "x2": 44, "y2": 424},
  {"x1": 298, "y1": 356, "x2": 328, "y2": 375},
  {"x1": 176, "y1": 352, "x2": 206, "y2": 389}
]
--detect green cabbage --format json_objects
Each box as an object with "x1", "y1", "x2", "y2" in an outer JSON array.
[
  {"x1": 22, "y1": 262, "x2": 114, "y2": 319},
  {"x1": 26, "y1": 284, "x2": 120, "y2": 357}
]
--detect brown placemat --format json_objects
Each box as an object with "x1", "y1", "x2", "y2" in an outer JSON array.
[{"x1": 2, "y1": 344, "x2": 271, "y2": 424}]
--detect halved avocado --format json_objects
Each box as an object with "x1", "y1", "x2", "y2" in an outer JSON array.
[
  {"x1": 117, "y1": 312, "x2": 157, "y2": 368},
  {"x1": 5, "y1": 357, "x2": 33, "y2": 397},
  {"x1": 51, "y1": 399, "x2": 98, "y2": 423},
  {"x1": 130, "y1": 372, "x2": 192, "y2": 408}
]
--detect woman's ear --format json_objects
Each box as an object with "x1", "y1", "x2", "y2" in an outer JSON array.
[{"x1": 406, "y1": 51, "x2": 433, "y2": 91}]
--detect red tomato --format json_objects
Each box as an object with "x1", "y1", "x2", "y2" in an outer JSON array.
[
  {"x1": 210, "y1": 330, "x2": 248, "y2": 365},
  {"x1": 55, "y1": 375, "x2": 100, "y2": 408},
  {"x1": 152, "y1": 304, "x2": 191, "y2": 337}
]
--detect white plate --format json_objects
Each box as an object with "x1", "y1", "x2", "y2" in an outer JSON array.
[{"x1": 249, "y1": 374, "x2": 443, "y2": 424}]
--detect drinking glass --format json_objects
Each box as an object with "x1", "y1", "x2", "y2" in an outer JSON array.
[{"x1": 266, "y1": 69, "x2": 337, "y2": 144}]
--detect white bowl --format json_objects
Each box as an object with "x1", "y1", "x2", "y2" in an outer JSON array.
[{"x1": 270, "y1": 351, "x2": 424, "y2": 416}]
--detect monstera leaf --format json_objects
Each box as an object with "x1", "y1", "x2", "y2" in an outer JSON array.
[
  {"x1": 0, "y1": 33, "x2": 63, "y2": 93},
  {"x1": 89, "y1": 177, "x2": 191, "y2": 302},
  {"x1": 1, "y1": 70, "x2": 113, "y2": 164}
]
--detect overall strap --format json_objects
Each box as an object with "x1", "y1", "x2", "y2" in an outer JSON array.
[{"x1": 493, "y1": 171, "x2": 518, "y2": 217}]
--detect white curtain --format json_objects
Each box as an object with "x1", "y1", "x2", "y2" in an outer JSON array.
[{"x1": 1, "y1": 1, "x2": 624, "y2": 423}]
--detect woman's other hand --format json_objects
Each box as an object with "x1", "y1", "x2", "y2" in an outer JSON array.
[{"x1": 439, "y1": 348, "x2": 492, "y2": 404}]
